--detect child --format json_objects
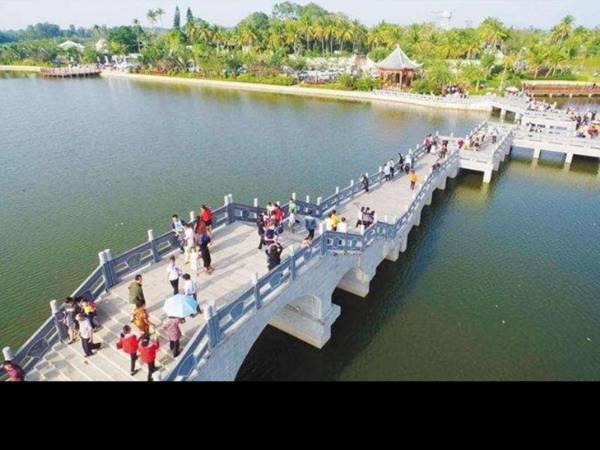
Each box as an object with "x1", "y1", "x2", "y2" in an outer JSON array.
[
  {"x1": 81, "y1": 298, "x2": 99, "y2": 331},
  {"x1": 63, "y1": 297, "x2": 79, "y2": 344},
  {"x1": 116, "y1": 325, "x2": 139, "y2": 376},
  {"x1": 138, "y1": 334, "x2": 160, "y2": 382}
]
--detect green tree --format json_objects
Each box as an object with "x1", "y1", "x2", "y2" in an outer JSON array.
[{"x1": 173, "y1": 6, "x2": 181, "y2": 31}]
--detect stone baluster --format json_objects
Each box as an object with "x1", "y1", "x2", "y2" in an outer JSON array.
[
  {"x1": 147, "y1": 229, "x2": 160, "y2": 263},
  {"x1": 99, "y1": 249, "x2": 116, "y2": 289},
  {"x1": 252, "y1": 273, "x2": 261, "y2": 310},
  {"x1": 204, "y1": 303, "x2": 221, "y2": 349},
  {"x1": 50, "y1": 299, "x2": 67, "y2": 341}
]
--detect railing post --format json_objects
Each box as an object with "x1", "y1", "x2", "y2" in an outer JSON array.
[
  {"x1": 253, "y1": 198, "x2": 258, "y2": 208},
  {"x1": 292, "y1": 192, "x2": 296, "y2": 201},
  {"x1": 50, "y1": 299, "x2": 67, "y2": 341},
  {"x1": 148, "y1": 229, "x2": 160, "y2": 263},
  {"x1": 203, "y1": 303, "x2": 220, "y2": 349},
  {"x1": 225, "y1": 194, "x2": 235, "y2": 224},
  {"x1": 189, "y1": 210, "x2": 195, "y2": 223},
  {"x1": 99, "y1": 249, "x2": 116, "y2": 289},
  {"x1": 252, "y1": 273, "x2": 262, "y2": 310},
  {"x1": 3, "y1": 346, "x2": 14, "y2": 362},
  {"x1": 290, "y1": 247, "x2": 296, "y2": 280},
  {"x1": 335, "y1": 187, "x2": 340, "y2": 206}
]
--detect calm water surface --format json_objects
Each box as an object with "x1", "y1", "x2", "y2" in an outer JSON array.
[{"x1": 1, "y1": 74, "x2": 599, "y2": 380}]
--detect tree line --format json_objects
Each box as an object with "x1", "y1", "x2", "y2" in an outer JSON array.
[{"x1": 1, "y1": 2, "x2": 599, "y2": 93}]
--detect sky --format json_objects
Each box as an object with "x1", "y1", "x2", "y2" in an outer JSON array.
[{"x1": 0, "y1": 0, "x2": 598, "y2": 30}]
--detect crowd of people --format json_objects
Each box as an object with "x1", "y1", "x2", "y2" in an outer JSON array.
[
  {"x1": 570, "y1": 109, "x2": 598, "y2": 138},
  {"x1": 442, "y1": 84, "x2": 469, "y2": 98},
  {"x1": 457, "y1": 127, "x2": 499, "y2": 152},
  {"x1": 6, "y1": 134, "x2": 464, "y2": 381}
]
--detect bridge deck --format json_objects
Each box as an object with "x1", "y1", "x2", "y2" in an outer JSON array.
[
  {"x1": 29, "y1": 146, "x2": 445, "y2": 381},
  {"x1": 29, "y1": 222, "x2": 306, "y2": 381}
]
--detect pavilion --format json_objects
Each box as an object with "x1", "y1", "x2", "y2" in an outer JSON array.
[{"x1": 376, "y1": 45, "x2": 420, "y2": 89}]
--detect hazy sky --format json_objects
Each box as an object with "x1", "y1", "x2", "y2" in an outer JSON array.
[{"x1": 0, "y1": 0, "x2": 599, "y2": 30}]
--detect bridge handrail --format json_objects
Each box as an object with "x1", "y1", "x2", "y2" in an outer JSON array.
[
  {"x1": 10, "y1": 121, "x2": 477, "y2": 381},
  {"x1": 165, "y1": 137, "x2": 463, "y2": 381}
]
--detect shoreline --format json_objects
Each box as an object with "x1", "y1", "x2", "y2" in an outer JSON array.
[{"x1": 101, "y1": 71, "x2": 492, "y2": 112}]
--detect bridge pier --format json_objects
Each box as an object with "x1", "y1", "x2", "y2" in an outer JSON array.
[
  {"x1": 385, "y1": 233, "x2": 409, "y2": 262},
  {"x1": 500, "y1": 109, "x2": 507, "y2": 121},
  {"x1": 483, "y1": 169, "x2": 493, "y2": 184},
  {"x1": 533, "y1": 147, "x2": 542, "y2": 159},
  {"x1": 565, "y1": 152, "x2": 574, "y2": 165},
  {"x1": 269, "y1": 295, "x2": 340, "y2": 349},
  {"x1": 337, "y1": 239, "x2": 386, "y2": 297}
]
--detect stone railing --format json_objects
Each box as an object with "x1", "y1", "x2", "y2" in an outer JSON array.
[
  {"x1": 4, "y1": 122, "x2": 479, "y2": 381},
  {"x1": 513, "y1": 129, "x2": 600, "y2": 151},
  {"x1": 165, "y1": 136, "x2": 464, "y2": 381}
]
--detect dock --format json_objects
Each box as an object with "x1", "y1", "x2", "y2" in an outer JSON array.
[{"x1": 40, "y1": 66, "x2": 101, "y2": 78}]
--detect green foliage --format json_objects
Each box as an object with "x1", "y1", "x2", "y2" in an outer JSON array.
[
  {"x1": 108, "y1": 26, "x2": 140, "y2": 54},
  {"x1": 2, "y1": 2, "x2": 600, "y2": 86}
]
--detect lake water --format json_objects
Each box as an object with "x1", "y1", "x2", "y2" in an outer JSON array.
[{"x1": 1, "y1": 74, "x2": 599, "y2": 380}]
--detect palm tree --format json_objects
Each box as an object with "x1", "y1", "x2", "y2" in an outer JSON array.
[
  {"x1": 551, "y1": 15, "x2": 575, "y2": 45},
  {"x1": 132, "y1": 19, "x2": 142, "y2": 52},
  {"x1": 156, "y1": 8, "x2": 166, "y2": 28},
  {"x1": 298, "y1": 16, "x2": 312, "y2": 53},
  {"x1": 478, "y1": 17, "x2": 508, "y2": 50},
  {"x1": 146, "y1": 10, "x2": 157, "y2": 33}
]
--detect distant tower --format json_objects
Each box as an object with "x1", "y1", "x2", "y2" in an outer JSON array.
[{"x1": 430, "y1": 10, "x2": 452, "y2": 30}]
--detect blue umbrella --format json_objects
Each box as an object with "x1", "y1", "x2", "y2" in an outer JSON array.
[{"x1": 163, "y1": 294, "x2": 198, "y2": 318}]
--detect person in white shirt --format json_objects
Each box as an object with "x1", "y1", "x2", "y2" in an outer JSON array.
[
  {"x1": 182, "y1": 273, "x2": 197, "y2": 300},
  {"x1": 383, "y1": 163, "x2": 391, "y2": 182},
  {"x1": 183, "y1": 224, "x2": 195, "y2": 264},
  {"x1": 77, "y1": 314, "x2": 101, "y2": 357},
  {"x1": 166, "y1": 256, "x2": 182, "y2": 295},
  {"x1": 181, "y1": 273, "x2": 202, "y2": 314},
  {"x1": 337, "y1": 217, "x2": 348, "y2": 233}
]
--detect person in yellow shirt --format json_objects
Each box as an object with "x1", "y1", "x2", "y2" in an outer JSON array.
[
  {"x1": 330, "y1": 210, "x2": 341, "y2": 231},
  {"x1": 410, "y1": 170, "x2": 417, "y2": 190}
]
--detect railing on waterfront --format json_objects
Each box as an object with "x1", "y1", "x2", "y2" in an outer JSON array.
[
  {"x1": 40, "y1": 66, "x2": 101, "y2": 77},
  {"x1": 5, "y1": 121, "x2": 485, "y2": 381},
  {"x1": 165, "y1": 127, "x2": 471, "y2": 381}
]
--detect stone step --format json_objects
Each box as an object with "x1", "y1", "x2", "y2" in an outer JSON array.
[{"x1": 57, "y1": 342, "x2": 113, "y2": 381}]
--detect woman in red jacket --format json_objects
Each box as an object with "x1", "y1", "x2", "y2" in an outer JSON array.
[
  {"x1": 200, "y1": 205, "x2": 213, "y2": 236},
  {"x1": 138, "y1": 334, "x2": 160, "y2": 382},
  {"x1": 116, "y1": 325, "x2": 139, "y2": 376}
]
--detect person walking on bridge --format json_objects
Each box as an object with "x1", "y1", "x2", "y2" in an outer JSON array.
[
  {"x1": 128, "y1": 275, "x2": 145, "y2": 312},
  {"x1": 132, "y1": 298, "x2": 151, "y2": 336},
  {"x1": 166, "y1": 256, "x2": 182, "y2": 295},
  {"x1": 160, "y1": 317, "x2": 184, "y2": 358},
  {"x1": 266, "y1": 241, "x2": 284, "y2": 271},
  {"x1": 171, "y1": 214, "x2": 187, "y2": 253},
  {"x1": 183, "y1": 224, "x2": 196, "y2": 265},
  {"x1": 304, "y1": 210, "x2": 318, "y2": 241},
  {"x1": 288, "y1": 198, "x2": 300, "y2": 232},
  {"x1": 360, "y1": 173, "x2": 369, "y2": 193},
  {"x1": 138, "y1": 334, "x2": 160, "y2": 382},
  {"x1": 199, "y1": 205, "x2": 213, "y2": 238},
  {"x1": 410, "y1": 169, "x2": 418, "y2": 190},
  {"x1": 197, "y1": 230, "x2": 214, "y2": 275},
  {"x1": 117, "y1": 325, "x2": 139, "y2": 376},
  {"x1": 77, "y1": 313, "x2": 101, "y2": 358}
]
